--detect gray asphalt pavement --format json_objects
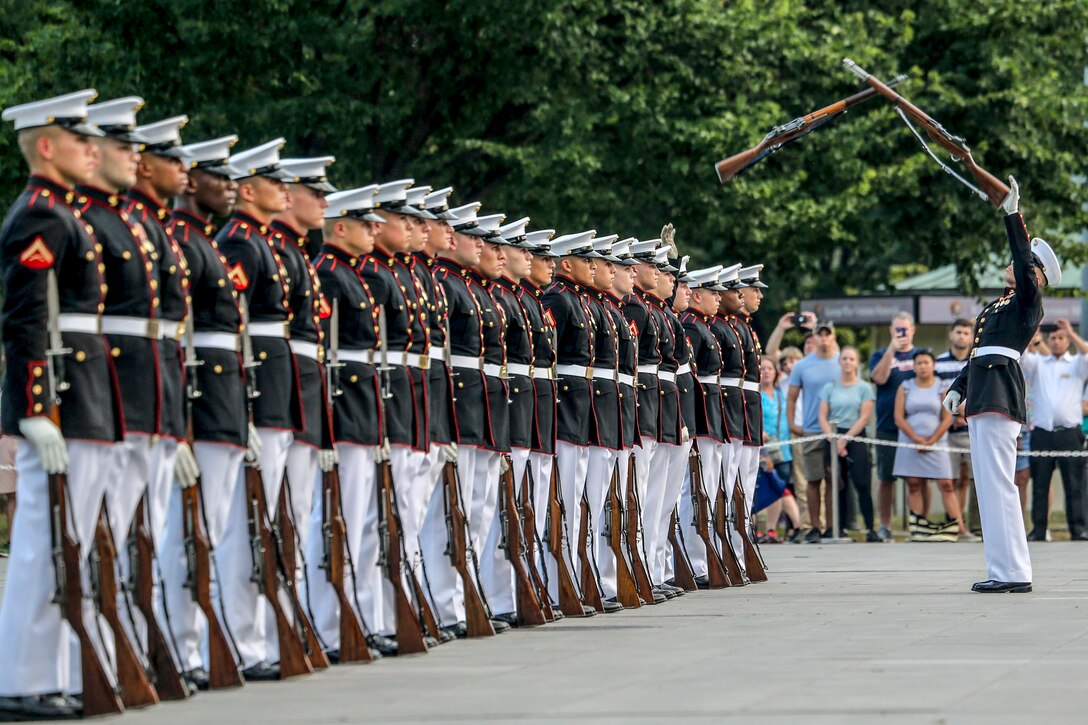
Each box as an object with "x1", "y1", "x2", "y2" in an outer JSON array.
[{"x1": 3, "y1": 541, "x2": 1088, "y2": 723}]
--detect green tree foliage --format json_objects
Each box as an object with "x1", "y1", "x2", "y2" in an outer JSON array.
[{"x1": 0, "y1": 0, "x2": 1084, "y2": 314}]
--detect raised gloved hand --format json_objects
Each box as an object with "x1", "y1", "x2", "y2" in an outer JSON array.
[
  {"x1": 19, "y1": 417, "x2": 68, "y2": 474},
  {"x1": 373, "y1": 440, "x2": 391, "y2": 463},
  {"x1": 942, "y1": 390, "x2": 962, "y2": 416},
  {"x1": 319, "y1": 448, "x2": 338, "y2": 472},
  {"x1": 1001, "y1": 176, "x2": 1019, "y2": 215},
  {"x1": 441, "y1": 442, "x2": 458, "y2": 462},
  {"x1": 245, "y1": 422, "x2": 263, "y2": 463},
  {"x1": 174, "y1": 441, "x2": 200, "y2": 488}
]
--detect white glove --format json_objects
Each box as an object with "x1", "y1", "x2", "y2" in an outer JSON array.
[
  {"x1": 174, "y1": 441, "x2": 200, "y2": 488},
  {"x1": 1001, "y1": 176, "x2": 1019, "y2": 215},
  {"x1": 373, "y1": 440, "x2": 391, "y2": 463},
  {"x1": 245, "y1": 422, "x2": 263, "y2": 463},
  {"x1": 19, "y1": 417, "x2": 68, "y2": 474},
  {"x1": 680, "y1": 425, "x2": 691, "y2": 443},
  {"x1": 499, "y1": 455, "x2": 510, "y2": 474},
  {"x1": 319, "y1": 448, "x2": 338, "y2": 472},
  {"x1": 441, "y1": 442, "x2": 458, "y2": 462},
  {"x1": 942, "y1": 390, "x2": 962, "y2": 416}
]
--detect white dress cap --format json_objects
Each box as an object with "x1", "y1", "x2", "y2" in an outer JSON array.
[
  {"x1": 735, "y1": 263, "x2": 767, "y2": 288},
  {"x1": 1030, "y1": 238, "x2": 1061, "y2": 287},
  {"x1": 228, "y1": 137, "x2": 290, "y2": 180},
  {"x1": 549, "y1": 230, "x2": 597, "y2": 258},
  {"x1": 687, "y1": 265, "x2": 725, "y2": 290},
  {"x1": 324, "y1": 184, "x2": 385, "y2": 223},
  {"x1": 631, "y1": 238, "x2": 662, "y2": 261},
  {"x1": 86, "y1": 97, "x2": 147, "y2": 143},
  {"x1": 136, "y1": 115, "x2": 189, "y2": 158},
  {"x1": 498, "y1": 217, "x2": 531, "y2": 244},
  {"x1": 280, "y1": 156, "x2": 337, "y2": 192},
  {"x1": 2, "y1": 89, "x2": 104, "y2": 136},
  {"x1": 717, "y1": 263, "x2": 743, "y2": 290},
  {"x1": 476, "y1": 213, "x2": 506, "y2": 237},
  {"x1": 373, "y1": 178, "x2": 413, "y2": 210},
  {"x1": 592, "y1": 234, "x2": 618, "y2": 258},
  {"x1": 399, "y1": 185, "x2": 438, "y2": 220},
  {"x1": 180, "y1": 135, "x2": 240, "y2": 177},
  {"x1": 423, "y1": 186, "x2": 457, "y2": 220}
]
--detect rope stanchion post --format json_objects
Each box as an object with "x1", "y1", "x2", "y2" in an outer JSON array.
[{"x1": 825, "y1": 431, "x2": 852, "y2": 545}]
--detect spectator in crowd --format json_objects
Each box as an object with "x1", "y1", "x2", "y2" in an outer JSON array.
[
  {"x1": 936, "y1": 318, "x2": 980, "y2": 535},
  {"x1": 787, "y1": 321, "x2": 841, "y2": 543},
  {"x1": 893, "y1": 350, "x2": 966, "y2": 541},
  {"x1": 759, "y1": 357, "x2": 803, "y2": 543},
  {"x1": 778, "y1": 345, "x2": 808, "y2": 523},
  {"x1": 765, "y1": 310, "x2": 817, "y2": 362},
  {"x1": 0, "y1": 436, "x2": 14, "y2": 558},
  {"x1": 1016, "y1": 425, "x2": 1032, "y2": 519},
  {"x1": 1020, "y1": 318, "x2": 1088, "y2": 541},
  {"x1": 817, "y1": 346, "x2": 878, "y2": 541},
  {"x1": 777, "y1": 346, "x2": 804, "y2": 392},
  {"x1": 870, "y1": 311, "x2": 920, "y2": 541}
]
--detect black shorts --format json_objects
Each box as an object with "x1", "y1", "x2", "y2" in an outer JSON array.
[{"x1": 875, "y1": 428, "x2": 898, "y2": 482}]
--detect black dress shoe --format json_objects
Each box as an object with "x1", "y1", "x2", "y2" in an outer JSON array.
[
  {"x1": 0, "y1": 693, "x2": 79, "y2": 720},
  {"x1": 184, "y1": 666, "x2": 210, "y2": 691},
  {"x1": 972, "y1": 579, "x2": 1032, "y2": 593},
  {"x1": 367, "y1": 635, "x2": 399, "y2": 657},
  {"x1": 693, "y1": 575, "x2": 711, "y2": 590},
  {"x1": 550, "y1": 609, "x2": 565, "y2": 620},
  {"x1": 325, "y1": 649, "x2": 340, "y2": 664},
  {"x1": 490, "y1": 617, "x2": 512, "y2": 633},
  {"x1": 579, "y1": 604, "x2": 597, "y2": 617},
  {"x1": 1070, "y1": 531, "x2": 1088, "y2": 541},
  {"x1": 654, "y1": 585, "x2": 677, "y2": 600},
  {"x1": 662, "y1": 583, "x2": 685, "y2": 596},
  {"x1": 649, "y1": 589, "x2": 667, "y2": 604},
  {"x1": 441, "y1": 622, "x2": 468, "y2": 639},
  {"x1": 492, "y1": 611, "x2": 519, "y2": 628},
  {"x1": 423, "y1": 635, "x2": 440, "y2": 648},
  {"x1": 242, "y1": 662, "x2": 281, "y2": 681},
  {"x1": 435, "y1": 627, "x2": 456, "y2": 644},
  {"x1": 601, "y1": 598, "x2": 624, "y2": 613},
  {"x1": 1027, "y1": 530, "x2": 1047, "y2": 542}
]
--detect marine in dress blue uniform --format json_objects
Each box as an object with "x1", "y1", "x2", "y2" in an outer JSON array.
[
  {"x1": 0, "y1": 89, "x2": 125, "y2": 721},
  {"x1": 946, "y1": 179, "x2": 1059, "y2": 593}
]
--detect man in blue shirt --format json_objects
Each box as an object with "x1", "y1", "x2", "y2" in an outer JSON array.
[
  {"x1": 787, "y1": 322, "x2": 840, "y2": 541},
  {"x1": 869, "y1": 311, "x2": 918, "y2": 541}
]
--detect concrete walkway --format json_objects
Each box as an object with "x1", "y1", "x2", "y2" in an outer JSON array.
[{"x1": 3, "y1": 542, "x2": 1088, "y2": 723}]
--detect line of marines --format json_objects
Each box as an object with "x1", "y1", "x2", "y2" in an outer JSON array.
[{"x1": 0, "y1": 90, "x2": 771, "y2": 721}]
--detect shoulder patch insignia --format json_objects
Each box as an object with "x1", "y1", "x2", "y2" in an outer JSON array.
[
  {"x1": 19, "y1": 236, "x2": 55, "y2": 270},
  {"x1": 228, "y1": 262, "x2": 250, "y2": 290},
  {"x1": 318, "y1": 295, "x2": 332, "y2": 319},
  {"x1": 629, "y1": 320, "x2": 639, "y2": 337},
  {"x1": 543, "y1": 309, "x2": 556, "y2": 328}
]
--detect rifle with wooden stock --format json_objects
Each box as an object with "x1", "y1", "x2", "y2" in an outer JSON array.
[
  {"x1": 578, "y1": 493, "x2": 605, "y2": 612},
  {"x1": 544, "y1": 463, "x2": 586, "y2": 616},
  {"x1": 128, "y1": 499, "x2": 190, "y2": 699},
  {"x1": 319, "y1": 299, "x2": 375, "y2": 663},
  {"x1": 624, "y1": 454, "x2": 656, "y2": 603},
  {"x1": 43, "y1": 269, "x2": 124, "y2": 717},
  {"x1": 732, "y1": 480, "x2": 768, "y2": 583},
  {"x1": 519, "y1": 467, "x2": 556, "y2": 621},
  {"x1": 441, "y1": 461, "x2": 495, "y2": 636},
  {"x1": 374, "y1": 306, "x2": 430, "y2": 655},
  {"x1": 500, "y1": 457, "x2": 547, "y2": 626},
  {"x1": 715, "y1": 74, "x2": 907, "y2": 183},
  {"x1": 603, "y1": 463, "x2": 641, "y2": 608},
  {"x1": 92, "y1": 512, "x2": 158, "y2": 708},
  {"x1": 688, "y1": 444, "x2": 730, "y2": 589},
  {"x1": 274, "y1": 477, "x2": 330, "y2": 670},
  {"x1": 842, "y1": 58, "x2": 1010, "y2": 207},
  {"x1": 667, "y1": 508, "x2": 698, "y2": 592},
  {"x1": 179, "y1": 312, "x2": 243, "y2": 689},
  {"x1": 239, "y1": 300, "x2": 313, "y2": 679},
  {"x1": 713, "y1": 460, "x2": 748, "y2": 587}
]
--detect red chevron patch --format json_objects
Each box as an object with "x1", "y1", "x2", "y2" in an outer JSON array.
[{"x1": 19, "y1": 236, "x2": 54, "y2": 270}]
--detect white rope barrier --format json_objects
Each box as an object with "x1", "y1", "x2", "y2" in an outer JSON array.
[{"x1": 760, "y1": 432, "x2": 1088, "y2": 457}]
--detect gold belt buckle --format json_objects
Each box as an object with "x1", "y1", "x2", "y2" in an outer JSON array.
[
  {"x1": 146, "y1": 319, "x2": 160, "y2": 339},
  {"x1": 420, "y1": 353, "x2": 431, "y2": 370}
]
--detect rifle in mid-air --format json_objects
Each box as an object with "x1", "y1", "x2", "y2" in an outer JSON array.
[
  {"x1": 44, "y1": 269, "x2": 124, "y2": 716},
  {"x1": 240, "y1": 300, "x2": 314, "y2": 678},
  {"x1": 319, "y1": 299, "x2": 375, "y2": 663},
  {"x1": 179, "y1": 310, "x2": 244, "y2": 688},
  {"x1": 715, "y1": 75, "x2": 907, "y2": 183},
  {"x1": 842, "y1": 58, "x2": 1010, "y2": 207}
]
